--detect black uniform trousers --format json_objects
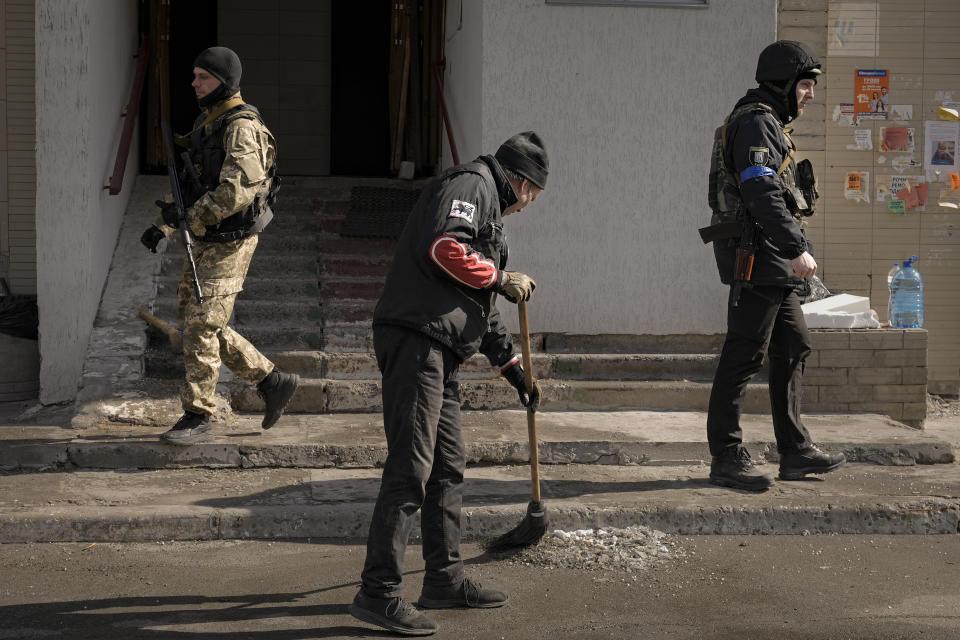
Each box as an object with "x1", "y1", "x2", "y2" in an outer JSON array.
[
  {"x1": 361, "y1": 324, "x2": 466, "y2": 598},
  {"x1": 707, "y1": 284, "x2": 814, "y2": 457}
]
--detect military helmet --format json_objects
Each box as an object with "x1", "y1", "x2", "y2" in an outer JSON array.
[{"x1": 755, "y1": 40, "x2": 822, "y2": 85}]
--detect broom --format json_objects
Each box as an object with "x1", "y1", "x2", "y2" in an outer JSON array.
[
  {"x1": 138, "y1": 309, "x2": 184, "y2": 352},
  {"x1": 487, "y1": 299, "x2": 547, "y2": 551}
]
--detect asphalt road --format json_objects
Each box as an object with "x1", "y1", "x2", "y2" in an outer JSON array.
[{"x1": 1, "y1": 535, "x2": 958, "y2": 639}]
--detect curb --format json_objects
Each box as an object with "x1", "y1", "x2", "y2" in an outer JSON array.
[
  {"x1": 1, "y1": 499, "x2": 957, "y2": 544},
  {"x1": 2, "y1": 438, "x2": 953, "y2": 471}
]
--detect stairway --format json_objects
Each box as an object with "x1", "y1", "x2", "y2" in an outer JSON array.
[{"x1": 141, "y1": 178, "x2": 771, "y2": 416}]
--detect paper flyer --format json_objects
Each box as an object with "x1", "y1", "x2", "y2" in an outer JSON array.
[
  {"x1": 845, "y1": 171, "x2": 869, "y2": 202},
  {"x1": 924, "y1": 120, "x2": 959, "y2": 181},
  {"x1": 890, "y1": 104, "x2": 913, "y2": 121},
  {"x1": 850, "y1": 129, "x2": 873, "y2": 150},
  {"x1": 877, "y1": 174, "x2": 917, "y2": 201},
  {"x1": 880, "y1": 127, "x2": 914, "y2": 152},
  {"x1": 855, "y1": 70, "x2": 889, "y2": 120}
]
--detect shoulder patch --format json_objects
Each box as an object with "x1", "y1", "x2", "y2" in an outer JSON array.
[
  {"x1": 749, "y1": 146, "x2": 770, "y2": 166},
  {"x1": 448, "y1": 199, "x2": 477, "y2": 223}
]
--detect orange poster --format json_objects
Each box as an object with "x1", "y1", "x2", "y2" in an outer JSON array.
[{"x1": 855, "y1": 69, "x2": 889, "y2": 120}]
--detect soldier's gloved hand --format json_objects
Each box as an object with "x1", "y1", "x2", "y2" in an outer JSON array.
[
  {"x1": 497, "y1": 271, "x2": 536, "y2": 303},
  {"x1": 155, "y1": 199, "x2": 179, "y2": 228},
  {"x1": 502, "y1": 360, "x2": 542, "y2": 411},
  {"x1": 140, "y1": 225, "x2": 165, "y2": 253}
]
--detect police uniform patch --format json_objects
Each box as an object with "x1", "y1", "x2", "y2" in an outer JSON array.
[
  {"x1": 749, "y1": 146, "x2": 770, "y2": 166},
  {"x1": 449, "y1": 199, "x2": 476, "y2": 223}
]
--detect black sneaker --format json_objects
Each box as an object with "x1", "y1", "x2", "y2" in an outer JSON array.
[
  {"x1": 779, "y1": 444, "x2": 846, "y2": 480},
  {"x1": 160, "y1": 411, "x2": 212, "y2": 445},
  {"x1": 257, "y1": 370, "x2": 300, "y2": 429},
  {"x1": 418, "y1": 577, "x2": 508, "y2": 609},
  {"x1": 348, "y1": 590, "x2": 437, "y2": 636},
  {"x1": 709, "y1": 448, "x2": 774, "y2": 492}
]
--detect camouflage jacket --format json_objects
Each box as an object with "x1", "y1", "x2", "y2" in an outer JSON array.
[{"x1": 157, "y1": 94, "x2": 276, "y2": 238}]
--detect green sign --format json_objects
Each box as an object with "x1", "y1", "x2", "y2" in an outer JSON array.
[{"x1": 887, "y1": 199, "x2": 907, "y2": 215}]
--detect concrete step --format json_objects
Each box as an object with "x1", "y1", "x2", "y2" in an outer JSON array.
[
  {"x1": 319, "y1": 277, "x2": 384, "y2": 301},
  {"x1": 231, "y1": 379, "x2": 772, "y2": 413},
  {"x1": 161, "y1": 252, "x2": 318, "y2": 276},
  {"x1": 543, "y1": 333, "x2": 726, "y2": 354},
  {"x1": 321, "y1": 255, "x2": 392, "y2": 277},
  {"x1": 1, "y1": 461, "x2": 957, "y2": 542},
  {"x1": 319, "y1": 232, "x2": 397, "y2": 258},
  {"x1": 157, "y1": 275, "x2": 319, "y2": 299},
  {"x1": 251, "y1": 351, "x2": 722, "y2": 381},
  {"x1": 152, "y1": 299, "x2": 321, "y2": 326},
  {"x1": 14, "y1": 410, "x2": 954, "y2": 472}
]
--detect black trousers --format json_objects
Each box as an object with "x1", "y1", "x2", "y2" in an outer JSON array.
[
  {"x1": 707, "y1": 285, "x2": 813, "y2": 457},
  {"x1": 360, "y1": 325, "x2": 466, "y2": 598}
]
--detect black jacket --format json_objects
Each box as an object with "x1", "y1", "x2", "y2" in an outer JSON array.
[
  {"x1": 373, "y1": 155, "x2": 518, "y2": 365},
  {"x1": 714, "y1": 87, "x2": 811, "y2": 289}
]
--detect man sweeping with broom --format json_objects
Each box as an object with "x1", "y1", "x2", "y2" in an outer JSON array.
[{"x1": 348, "y1": 132, "x2": 548, "y2": 636}]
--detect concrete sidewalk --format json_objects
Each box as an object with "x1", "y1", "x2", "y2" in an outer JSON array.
[
  {"x1": 0, "y1": 400, "x2": 957, "y2": 542},
  {"x1": 1, "y1": 409, "x2": 955, "y2": 470},
  {"x1": 0, "y1": 462, "x2": 959, "y2": 542}
]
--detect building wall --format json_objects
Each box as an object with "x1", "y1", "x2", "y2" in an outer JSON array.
[
  {"x1": 444, "y1": 0, "x2": 776, "y2": 335},
  {"x1": 1, "y1": 0, "x2": 36, "y2": 295},
  {"x1": 34, "y1": 0, "x2": 139, "y2": 403},
  {"x1": 782, "y1": 0, "x2": 960, "y2": 393},
  {"x1": 441, "y1": 0, "x2": 483, "y2": 168},
  {"x1": 219, "y1": 0, "x2": 332, "y2": 175}
]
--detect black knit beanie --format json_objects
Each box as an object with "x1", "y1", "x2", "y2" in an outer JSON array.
[
  {"x1": 193, "y1": 47, "x2": 242, "y2": 107},
  {"x1": 495, "y1": 131, "x2": 549, "y2": 189}
]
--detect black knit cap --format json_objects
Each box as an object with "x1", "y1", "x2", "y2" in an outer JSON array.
[
  {"x1": 193, "y1": 47, "x2": 242, "y2": 93},
  {"x1": 495, "y1": 131, "x2": 549, "y2": 189}
]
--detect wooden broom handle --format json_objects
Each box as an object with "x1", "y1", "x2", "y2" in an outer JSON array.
[{"x1": 518, "y1": 300, "x2": 541, "y2": 503}]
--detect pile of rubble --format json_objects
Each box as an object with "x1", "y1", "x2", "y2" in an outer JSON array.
[{"x1": 505, "y1": 526, "x2": 682, "y2": 572}]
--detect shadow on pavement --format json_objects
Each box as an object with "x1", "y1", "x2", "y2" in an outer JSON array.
[{"x1": 0, "y1": 589, "x2": 399, "y2": 639}]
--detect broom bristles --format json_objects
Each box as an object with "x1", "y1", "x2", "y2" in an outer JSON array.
[{"x1": 486, "y1": 500, "x2": 548, "y2": 552}]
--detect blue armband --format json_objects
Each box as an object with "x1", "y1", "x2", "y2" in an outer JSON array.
[{"x1": 739, "y1": 165, "x2": 776, "y2": 183}]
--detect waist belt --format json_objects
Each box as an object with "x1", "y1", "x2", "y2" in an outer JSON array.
[
  {"x1": 201, "y1": 209, "x2": 274, "y2": 243},
  {"x1": 698, "y1": 220, "x2": 741, "y2": 244}
]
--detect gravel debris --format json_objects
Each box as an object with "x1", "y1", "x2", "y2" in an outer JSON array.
[
  {"x1": 927, "y1": 393, "x2": 960, "y2": 419},
  {"x1": 505, "y1": 526, "x2": 682, "y2": 572}
]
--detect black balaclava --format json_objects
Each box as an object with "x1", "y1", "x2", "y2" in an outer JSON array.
[
  {"x1": 754, "y1": 40, "x2": 822, "y2": 122},
  {"x1": 193, "y1": 46, "x2": 242, "y2": 108},
  {"x1": 494, "y1": 132, "x2": 549, "y2": 189}
]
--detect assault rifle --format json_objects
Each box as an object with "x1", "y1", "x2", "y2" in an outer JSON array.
[
  {"x1": 161, "y1": 120, "x2": 204, "y2": 305},
  {"x1": 731, "y1": 217, "x2": 760, "y2": 308}
]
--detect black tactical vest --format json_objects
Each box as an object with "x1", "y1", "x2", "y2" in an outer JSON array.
[
  {"x1": 186, "y1": 104, "x2": 278, "y2": 242},
  {"x1": 707, "y1": 102, "x2": 818, "y2": 225}
]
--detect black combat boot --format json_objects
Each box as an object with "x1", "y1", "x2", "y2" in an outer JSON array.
[
  {"x1": 418, "y1": 577, "x2": 508, "y2": 609},
  {"x1": 349, "y1": 590, "x2": 438, "y2": 636},
  {"x1": 779, "y1": 444, "x2": 846, "y2": 480},
  {"x1": 256, "y1": 369, "x2": 300, "y2": 429},
  {"x1": 709, "y1": 447, "x2": 774, "y2": 491},
  {"x1": 160, "y1": 411, "x2": 212, "y2": 445}
]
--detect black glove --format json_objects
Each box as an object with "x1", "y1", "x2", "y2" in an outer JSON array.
[
  {"x1": 155, "y1": 199, "x2": 179, "y2": 228},
  {"x1": 502, "y1": 360, "x2": 542, "y2": 411},
  {"x1": 497, "y1": 271, "x2": 536, "y2": 304},
  {"x1": 140, "y1": 225, "x2": 165, "y2": 253}
]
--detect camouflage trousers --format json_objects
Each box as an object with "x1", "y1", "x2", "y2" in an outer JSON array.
[{"x1": 178, "y1": 234, "x2": 274, "y2": 415}]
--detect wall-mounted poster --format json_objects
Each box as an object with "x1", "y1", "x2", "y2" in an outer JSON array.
[
  {"x1": 855, "y1": 69, "x2": 889, "y2": 121},
  {"x1": 924, "y1": 120, "x2": 959, "y2": 181}
]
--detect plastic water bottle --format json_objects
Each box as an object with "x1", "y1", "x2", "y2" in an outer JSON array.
[
  {"x1": 886, "y1": 262, "x2": 899, "y2": 322},
  {"x1": 890, "y1": 258, "x2": 924, "y2": 328}
]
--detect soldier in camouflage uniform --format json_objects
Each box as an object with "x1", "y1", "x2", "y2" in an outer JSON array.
[{"x1": 141, "y1": 47, "x2": 299, "y2": 445}]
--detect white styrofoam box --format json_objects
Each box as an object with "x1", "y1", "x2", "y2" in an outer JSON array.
[
  {"x1": 803, "y1": 310, "x2": 881, "y2": 329},
  {"x1": 800, "y1": 293, "x2": 871, "y2": 315}
]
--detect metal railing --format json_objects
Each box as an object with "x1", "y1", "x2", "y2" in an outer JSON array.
[{"x1": 105, "y1": 36, "x2": 151, "y2": 195}]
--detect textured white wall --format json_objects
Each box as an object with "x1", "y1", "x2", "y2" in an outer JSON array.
[
  {"x1": 35, "y1": 0, "x2": 139, "y2": 403},
  {"x1": 442, "y1": 0, "x2": 483, "y2": 167},
  {"x1": 447, "y1": 0, "x2": 776, "y2": 334}
]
